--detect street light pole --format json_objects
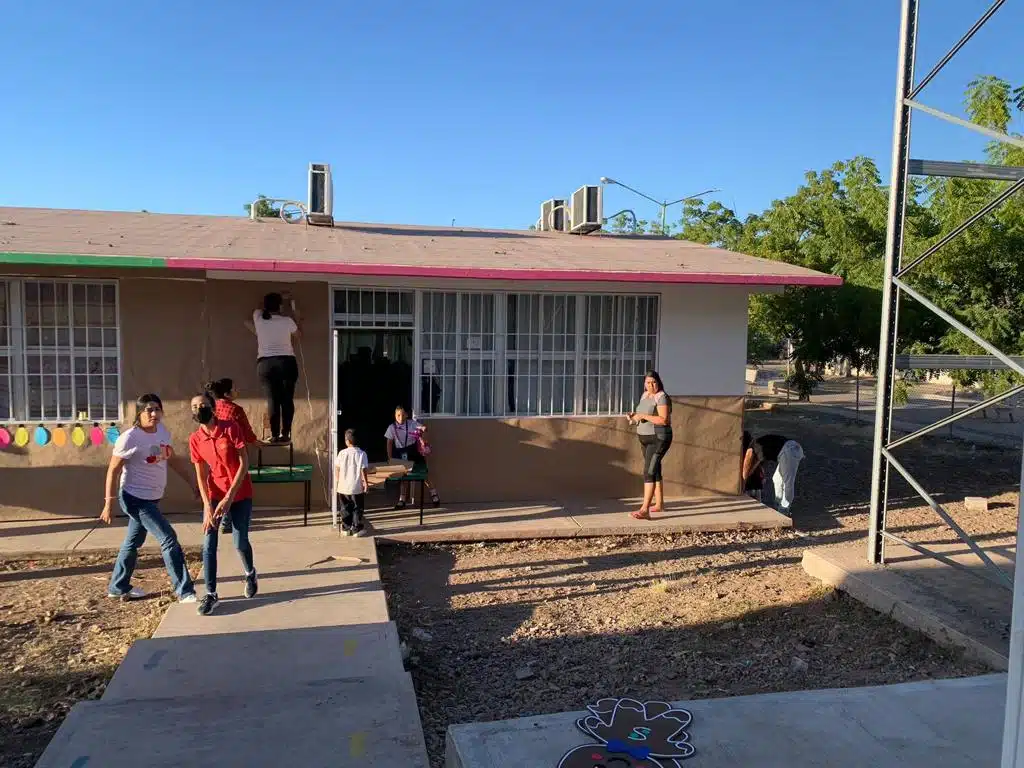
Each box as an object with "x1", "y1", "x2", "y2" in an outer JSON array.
[{"x1": 600, "y1": 177, "x2": 718, "y2": 234}]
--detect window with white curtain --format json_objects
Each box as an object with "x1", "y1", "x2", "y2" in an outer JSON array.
[
  {"x1": 418, "y1": 290, "x2": 658, "y2": 417},
  {"x1": 0, "y1": 278, "x2": 121, "y2": 422}
]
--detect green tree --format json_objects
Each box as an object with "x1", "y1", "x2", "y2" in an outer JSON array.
[{"x1": 244, "y1": 194, "x2": 282, "y2": 219}]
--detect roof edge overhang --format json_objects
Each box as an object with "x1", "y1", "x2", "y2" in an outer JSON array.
[{"x1": 0, "y1": 252, "x2": 843, "y2": 288}]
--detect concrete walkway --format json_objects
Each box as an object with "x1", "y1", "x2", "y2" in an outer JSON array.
[
  {"x1": 0, "y1": 495, "x2": 789, "y2": 555},
  {"x1": 446, "y1": 675, "x2": 1006, "y2": 767},
  {"x1": 34, "y1": 528, "x2": 430, "y2": 767}
]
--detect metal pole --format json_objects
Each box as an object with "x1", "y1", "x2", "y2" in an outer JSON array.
[
  {"x1": 856, "y1": 367, "x2": 861, "y2": 420},
  {"x1": 868, "y1": 0, "x2": 917, "y2": 565},
  {"x1": 1000, "y1": 434, "x2": 1024, "y2": 767},
  {"x1": 660, "y1": 203, "x2": 667, "y2": 236},
  {"x1": 950, "y1": 383, "x2": 956, "y2": 439}
]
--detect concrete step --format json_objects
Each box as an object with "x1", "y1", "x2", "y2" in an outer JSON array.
[
  {"x1": 445, "y1": 675, "x2": 1005, "y2": 767},
  {"x1": 153, "y1": 541, "x2": 389, "y2": 638},
  {"x1": 104, "y1": 622, "x2": 406, "y2": 702},
  {"x1": 37, "y1": 676, "x2": 429, "y2": 768}
]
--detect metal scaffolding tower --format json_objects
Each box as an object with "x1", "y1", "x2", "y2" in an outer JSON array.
[{"x1": 867, "y1": 1, "x2": 1024, "y2": 764}]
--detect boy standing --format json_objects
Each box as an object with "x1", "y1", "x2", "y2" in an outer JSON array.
[{"x1": 335, "y1": 429, "x2": 372, "y2": 537}]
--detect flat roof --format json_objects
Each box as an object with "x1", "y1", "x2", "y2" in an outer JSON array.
[{"x1": 0, "y1": 207, "x2": 841, "y2": 287}]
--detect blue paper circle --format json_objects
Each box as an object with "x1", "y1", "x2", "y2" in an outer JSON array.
[
  {"x1": 105, "y1": 425, "x2": 120, "y2": 444},
  {"x1": 33, "y1": 425, "x2": 51, "y2": 446}
]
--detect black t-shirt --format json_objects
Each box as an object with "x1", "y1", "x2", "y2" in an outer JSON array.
[{"x1": 752, "y1": 434, "x2": 789, "y2": 463}]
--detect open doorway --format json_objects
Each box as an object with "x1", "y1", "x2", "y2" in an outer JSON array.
[{"x1": 334, "y1": 329, "x2": 413, "y2": 463}]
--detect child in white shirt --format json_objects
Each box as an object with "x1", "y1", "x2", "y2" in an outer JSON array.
[{"x1": 334, "y1": 428, "x2": 372, "y2": 536}]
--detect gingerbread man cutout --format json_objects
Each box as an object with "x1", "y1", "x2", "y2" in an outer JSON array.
[{"x1": 557, "y1": 697, "x2": 695, "y2": 767}]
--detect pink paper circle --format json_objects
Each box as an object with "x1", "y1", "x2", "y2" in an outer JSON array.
[
  {"x1": 89, "y1": 426, "x2": 105, "y2": 446},
  {"x1": 0, "y1": 427, "x2": 10, "y2": 448}
]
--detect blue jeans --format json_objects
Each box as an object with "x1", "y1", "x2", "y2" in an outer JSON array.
[
  {"x1": 109, "y1": 491, "x2": 195, "y2": 598},
  {"x1": 202, "y1": 497, "x2": 255, "y2": 594}
]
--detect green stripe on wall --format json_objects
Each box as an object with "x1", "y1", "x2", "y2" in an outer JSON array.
[{"x1": 0, "y1": 252, "x2": 167, "y2": 268}]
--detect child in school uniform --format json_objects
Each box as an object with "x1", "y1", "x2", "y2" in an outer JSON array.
[{"x1": 334, "y1": 428, "x2": 373, "y2": 537}]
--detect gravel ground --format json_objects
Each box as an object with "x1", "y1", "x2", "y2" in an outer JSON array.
[
  {"x1": 0, "y1": 551, "x2": 199, "y2": 768},
  {"x1": 380, "y1": 407, "x2": 1019, "y2": 767}
]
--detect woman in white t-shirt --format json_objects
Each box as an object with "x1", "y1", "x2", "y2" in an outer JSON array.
[
  {"x1": 245, "y1": 292, "x2": 301, "y2": 443},
  {"x1": 99, "y1": 393, "x2": 198, "y2": 602},
  {"x1": 385, "y1": 405, "x2": 440, "y2": 509}
]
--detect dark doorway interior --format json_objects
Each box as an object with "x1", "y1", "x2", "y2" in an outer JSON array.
[{"x1": 336, "y1": 330, "x2": 413, "y2": 463}]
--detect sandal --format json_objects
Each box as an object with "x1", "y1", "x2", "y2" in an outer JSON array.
[
  {"x1": 430, "y1": 490, "x2": 441, "y2": 508},
  {"x1": 394, "y1": 499, "x2": 407, "y2": 511},
  {"x1": 630, "y1": 509, "x2": 652, "y2": 520}
]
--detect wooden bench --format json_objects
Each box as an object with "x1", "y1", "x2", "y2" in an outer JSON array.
[
  {"x1": 249, "y1": 463, "x2": 313, "y2": 525},
  {"x1": 384, "y1": 467, "x2": 430, "y2": 525}
]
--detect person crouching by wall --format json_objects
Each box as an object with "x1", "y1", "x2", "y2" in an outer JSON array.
[
  {"x1": 206, "y1": 377, "x2": 259, "y2": 535},
  {"x1": 741, "y1": 431, "x2": 805, "y2": 516},
  {"x1": 740, "y1": 431, "x2": 766, "y2": 502},
  {"x1": 385, "y1": 406, "x2": 440, "y2": 509},
  {"x1": 189, "y1": 392, "x2": 258, "y2": 616},
  {"x1": 335, "y1": 428, "x2": 375, "y2": 537},
  {"x1": 626, "y1": 370, "x2": 673, "y2": 520}
]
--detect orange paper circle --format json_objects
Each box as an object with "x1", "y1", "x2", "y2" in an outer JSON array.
[{"x1": 51, "y1": 427, "x2": 68, "y2": 447}]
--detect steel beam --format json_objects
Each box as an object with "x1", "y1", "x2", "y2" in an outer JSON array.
[
  {"x1": 895, "y1": 353, "x2": 1024, "y2": 370},
  {"x1": 893, "y1": 278, "x2": 1024, "y2": 378},
  {"x1": 868, "y1": 0, "x2": 917, "y2": 565},
  {"x1": 909, "y1": 159, "x2": 1024, "y2": 181},
  {"x1": 897, "y1": 175, "x2": 1024, "y2": 277},
  {"x1": 907, "y1": 99, "x2": 1024, "y2": 152},
  {"x1": 908, "y1": 0, "x2": 1006, "y2": 99},
  {"x1": 886, "y1": 383, "x2": 1024, "y2": 450},
  {"x1": 882, "y1": 448, "x2": 1013, "y2": 588}
]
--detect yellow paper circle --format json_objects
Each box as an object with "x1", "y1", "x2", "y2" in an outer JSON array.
[
  {"x1": 14, "y1": 426, "x2": 30, "y2": 447},
  {"x1": 71, "y1": 425, "x2": 87, "y2": 447}
]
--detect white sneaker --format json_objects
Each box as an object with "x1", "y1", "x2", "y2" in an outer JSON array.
[
  {"x1": 107, "y1": 586, "x2": 146, "y2": 600},
  {"x1": 179, "y1": 593, "x2": 198, "y2": 604}
]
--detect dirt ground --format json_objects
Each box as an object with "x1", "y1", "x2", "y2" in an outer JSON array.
[
  {"x1": 2, "y1": 408, "x2": 1019, "y2": 768},
  {"x1": 0, "y1": 551, "x2": 197, "y2": 768},
  {"x1": 380, "y1": 407, "x2": 1020, "y2": 766}
]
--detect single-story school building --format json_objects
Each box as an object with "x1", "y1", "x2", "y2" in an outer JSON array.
[{"x1": 0, "y1": 206, "x2": 839, "y2": 519}]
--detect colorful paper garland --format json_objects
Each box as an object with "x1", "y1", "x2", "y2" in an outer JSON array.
[{"x1": 0, "y1": 423, "x2": 121, "y2": 448}]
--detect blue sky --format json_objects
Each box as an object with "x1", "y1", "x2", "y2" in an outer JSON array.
[{"x1": 1, "y1": 2, "x2": 1021, "y2": 230}]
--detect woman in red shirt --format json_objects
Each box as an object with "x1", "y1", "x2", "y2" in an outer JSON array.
[
  {"x1": 189, "y1": 392, "x2": 258, "y2": 616},
  {"x1": 206, "y1": 378, "x2": 259, "y2": 536},
  {"x1": 206, "y1": 378, "x2": 259, "y2": 444}
]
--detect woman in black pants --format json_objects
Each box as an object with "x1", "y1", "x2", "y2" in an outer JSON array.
[
  {"x1": 246, "y1": 292, "x2": 301, "y2": 443},
  {"x1": 626, "y1": 369, "x2": 673, "y2": 520}
]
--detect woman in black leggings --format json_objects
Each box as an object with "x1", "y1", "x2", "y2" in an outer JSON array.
[
  {"x1": 626, "y1": 369, "x2": 673, "y2": 520},
  {"x1": 246, "y1": 292, "x2": 301, "y2": 443}
]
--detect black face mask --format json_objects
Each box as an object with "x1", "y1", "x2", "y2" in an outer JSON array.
[{"x1": 194, "y1": 405, "x2": 214, "y2": 424}]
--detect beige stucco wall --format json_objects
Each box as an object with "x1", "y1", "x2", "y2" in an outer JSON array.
[
  {"x1": 0, "y1": 266, "x2": 331, "y2": 520},
  {"x1": 0, "y1": 267, "x2": 745, "y2": 520},
  {"x1": 421, "y1": 395, "x2": 744, "y2": 503}
]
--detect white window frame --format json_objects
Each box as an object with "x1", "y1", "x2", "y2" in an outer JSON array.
[
  {"x1": 416, "y1": 289, "x2": 659, "y2": 418},
  {"x1": 0, "y1": 277, "x2": 122, "y2": 423}
]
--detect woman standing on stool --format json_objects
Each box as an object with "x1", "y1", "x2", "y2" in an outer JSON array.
[
  {"x1": 246, "y1": 292, "x2": 301, "y2": 444},
  {"x1": 626, "y1": 370, "x2": 673, "y2": 520}
]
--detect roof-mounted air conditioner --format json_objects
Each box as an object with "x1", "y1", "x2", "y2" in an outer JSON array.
[
  {"x1": 307, "y1": 163, "x2": 334, "y2": 226},
  {"x1": 570, "y1": 185, "x2": 602, "y2": 234},
  {"x1": 539, "y1": 199, "x2": 569, "y2": 232}
]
